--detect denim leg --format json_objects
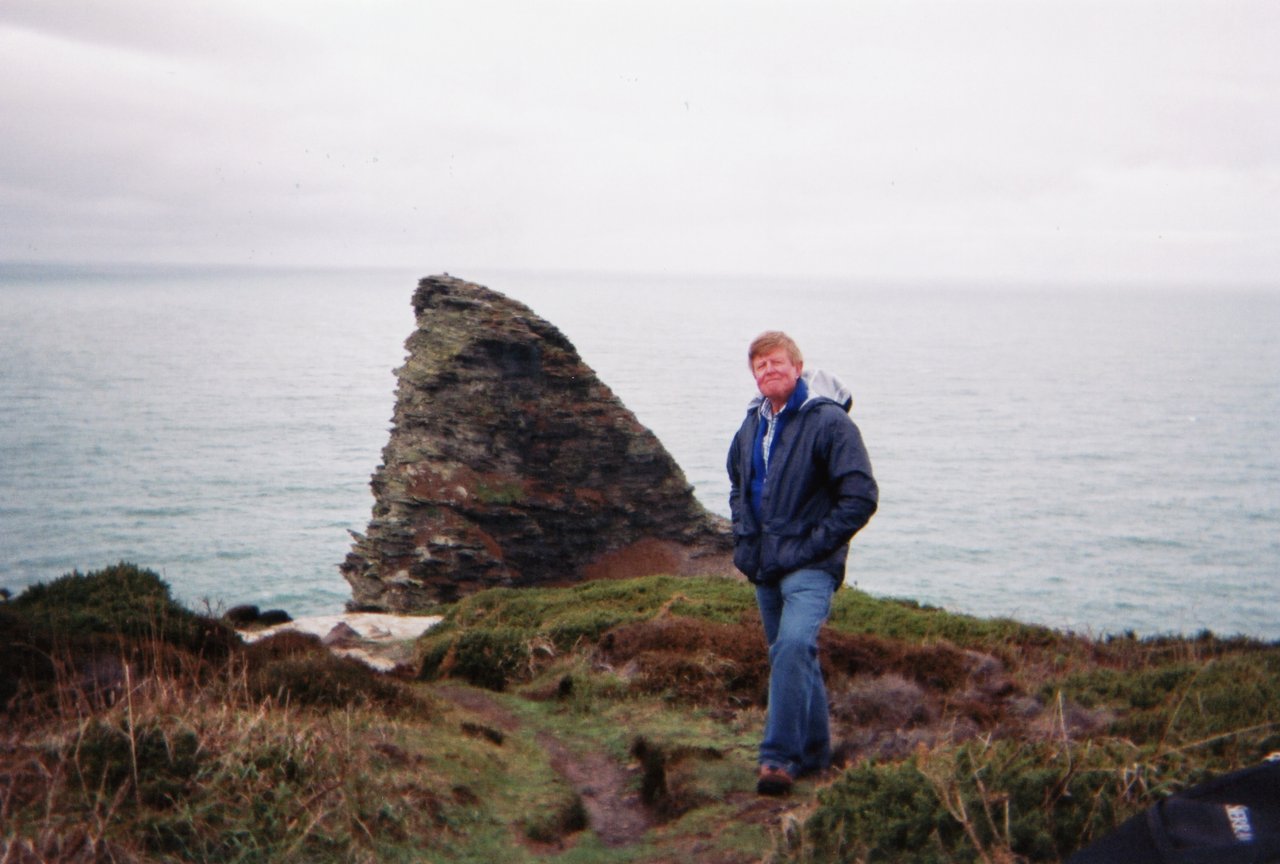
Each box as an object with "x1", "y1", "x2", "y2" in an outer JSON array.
[{"x1": 755, "y1": 568, "x2": 834, "y2": 777}]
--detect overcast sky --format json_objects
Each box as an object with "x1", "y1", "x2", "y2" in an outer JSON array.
[{"x1": 2, "y1": 0, "x2": 1277, "y2": 285}]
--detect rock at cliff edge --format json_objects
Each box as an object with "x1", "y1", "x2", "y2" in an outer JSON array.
[{"x1": 341, "y1": 275, "x2": 734, "y2": 612}]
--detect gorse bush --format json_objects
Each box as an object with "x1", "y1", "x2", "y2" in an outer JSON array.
[
  {"x1": 1044, "y1": 651, "x2": 1280, "y2": 759},
  {"x1": 2, "y1": 563, "x2": 237, "y2": 718},
  {"x1": 6, "y1": 561, "x2": 235, "y2": 657},
  {"x1": 421, "y1": 626, "x2": 532, "y2": 691},
  {"x1": 10, "y1": 561, "x2": 175, "y2": 623},
  {"x1": 788, "y1": 738, "x2": 1223, "y2": 864}
]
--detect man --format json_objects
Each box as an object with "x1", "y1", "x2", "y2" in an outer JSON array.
[{"x1": 727, "y1": 331, "x2": 878, "y2": 795}]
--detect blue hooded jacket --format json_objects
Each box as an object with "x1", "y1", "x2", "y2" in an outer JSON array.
[{"x1": 727, "y1": 369, "x2": 878, "y2": 585}]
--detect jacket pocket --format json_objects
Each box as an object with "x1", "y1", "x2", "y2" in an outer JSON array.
[
  {"x1": 732, "y1": 530, "x2": 760, "y2": 579},
  {"x1": 761, "y1": 527, "x2": 814, "y2": 579}
]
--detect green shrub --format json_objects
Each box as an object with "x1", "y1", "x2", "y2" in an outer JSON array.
[
  {"x1": 546, "y1": 608, "x2": 628, "y2": 648},
  {"x1": 8, "y1": 562, "x2": 233, "y2": 657},
  {"x1": 1045, "y1": 665, "x2": 1197, "y2": 711},
  {"x1": 420, "y1": 627, "x2": 531, "y2": 691},
  {"x1": 416, "y1": 632, "x2": 523, "y2": 689},
  {"x1": 73, "y1": 718, "x2": 204, "y2": 809},
  {"x1": 827, "y1": 589, "x2": 1067, "y2": 652},
  {"x1": 417, "y1": 575, "x2": 758, "y2": 690},
  {"x1": 794, "y1": 739, "x2": 1176, "y2": 864},
  {"x1": 800, "y1": 756, "x2": 954, "y2": 864},
  {"x1": 444, "y1": 575, "x2": 755, "y2": 634},
  {"x1": 1043, "y1": 650, "x2": 1280, "y2": 758},
  {"x1": 248, "y1": 654, "x2": 419, "y2": 714}
]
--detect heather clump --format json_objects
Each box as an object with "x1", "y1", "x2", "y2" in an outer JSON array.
[{"x1": 246, "y1": 651, "x2": 424, "y2": 714}]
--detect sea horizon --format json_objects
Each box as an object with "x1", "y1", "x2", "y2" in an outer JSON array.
[{"x1": 2, "y1": 264, "x2": 1277, "y2": 640}]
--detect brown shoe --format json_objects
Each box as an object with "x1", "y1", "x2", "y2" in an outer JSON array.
[{"x1": 757, "y1": 764, "x2": 794, "y2": 796}]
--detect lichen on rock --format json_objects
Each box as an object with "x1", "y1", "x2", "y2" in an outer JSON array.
[{"x1": 341, "y1": 275, "x2": 733, "y2": 611}]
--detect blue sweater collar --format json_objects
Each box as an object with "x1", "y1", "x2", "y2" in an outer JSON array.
[{"x1": 758, "y1": 376, "x2": 809, "y2": 421}]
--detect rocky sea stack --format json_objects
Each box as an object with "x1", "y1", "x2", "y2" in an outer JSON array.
[{"x1": 341, "y1": 275, "x2": 734, "y2": 611}]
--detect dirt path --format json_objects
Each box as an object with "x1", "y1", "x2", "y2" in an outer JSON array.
[
  {"x1": 535, "y1": 729, "x2": 653, "y2": 847},
  {"x1": 433, "y1": 684, "x2": 653, "y2": 848}
]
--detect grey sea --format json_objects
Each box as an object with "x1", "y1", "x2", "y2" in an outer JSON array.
[{"x1": 2, "y1": 265, "x2": 1277, "y2": 640}]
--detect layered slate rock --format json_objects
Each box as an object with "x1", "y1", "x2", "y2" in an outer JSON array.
[{"x1": 341, "y1": 275, "x2": 734, "y2": 611}]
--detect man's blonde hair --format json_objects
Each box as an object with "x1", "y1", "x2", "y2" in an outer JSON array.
[{"x1": 748, "y1": 331, "x2": 803, "y2": 367}]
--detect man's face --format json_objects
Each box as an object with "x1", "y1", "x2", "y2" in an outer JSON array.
[{"x1": 752, "y1": 347, "x2": 803, "y2": 408}]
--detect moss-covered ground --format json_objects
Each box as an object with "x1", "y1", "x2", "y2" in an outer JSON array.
[{"x1": 3, "y1": 564, "x2": 1278, "y2": 862}]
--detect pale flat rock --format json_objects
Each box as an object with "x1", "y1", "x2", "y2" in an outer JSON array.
[
  {"x1": 330, "y1": 647, "x2": 400, "y2": 673},
  {"x1": 238, "y1": 612, "x2": 442, "y2": 644}
]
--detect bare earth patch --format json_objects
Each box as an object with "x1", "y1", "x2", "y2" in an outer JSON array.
[
  {"x1": 434, "y1": 684, "x2": 653, "y2": 848},
  {"x1": 431, "y1": 682, "x2": 819, "y2": 861},
  {"x1": 536, "y1": 729, "x2": 653, "y2": 847}
]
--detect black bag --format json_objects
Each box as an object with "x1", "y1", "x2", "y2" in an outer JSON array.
[{"x1": 1067, "y1": 756, "x2": 1280, "y2": 863}]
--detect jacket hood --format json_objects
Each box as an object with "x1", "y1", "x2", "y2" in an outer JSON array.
[
  {"x1": 802, "y1": 369, "x2": 853, "y2": 411},
  {"x1": 746, "y1": 368, "x2": 853, "y2": 414}
]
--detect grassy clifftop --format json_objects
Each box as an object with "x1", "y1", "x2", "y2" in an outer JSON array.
[{"x1": 3, "y1": 564, "x2": 1278, "y2": 863}]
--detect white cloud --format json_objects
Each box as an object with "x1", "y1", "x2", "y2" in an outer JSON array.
[{"x1": 1, "y1": 0, "x2": 1277, "y2": 283}]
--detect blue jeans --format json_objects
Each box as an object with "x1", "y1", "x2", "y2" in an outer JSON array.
[{"x1": 755, "y1": 568, "x2": 834, "y2": 777}]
